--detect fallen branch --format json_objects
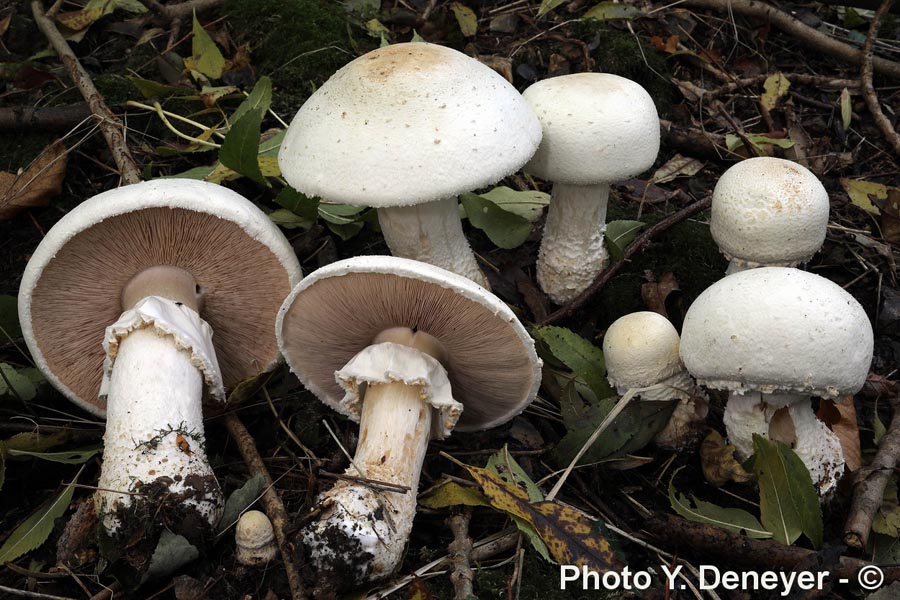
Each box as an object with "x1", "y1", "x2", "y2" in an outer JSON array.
[
  {"x1": 646, "y1": 513, "x2": 900, "y2": 583},
  {"x1": 140, "y1": 0, "x2": 223, "y2": 19},
  {"x1": 447, "y1": 509, "x2": 475, "y2": 600},
  {"x1": 539, "y1": 196, "x2": 713, "y2": 324},
  {"x1": 0, "y1": 105, "x2": 96, "y2": 132},
  {"x1": 223, "y1": 413, "x2": 307, "y2": 600},
  {"x1": 682, "y1": 0, "x2": 900, "y2": 80},
  {"x1": 659, "y1": 119, "x2": 729, "y2": 160},
  {"x1": 844, "y1": 397, "x2": 900, "y2": 549},
  {"x1": 860, "y1": 0, "x2": 900, "y2": 157},
  {"x1": 30, "y1": 2, "x2": 141, "y2": 184}
]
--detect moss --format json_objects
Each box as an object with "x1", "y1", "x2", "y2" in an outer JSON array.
[
  {"x1": 224, "y1": 0, "x2": 354, "y2": 115},
  {"x1": 0, "y1": 131, "x2": 58, "y2": 172},
  {"x1": 93, "y1": 73, "x2": 138, "y2": 107}
]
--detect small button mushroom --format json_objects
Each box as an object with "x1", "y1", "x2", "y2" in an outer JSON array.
[
  {"x1": 711, "y1": 157, "x2": 830, "y2": 274},
  {"x1": 18, "y1": 179, "x2": 301, "y2": 546},
  {"x1": 277, "y1": 256, "x2": 542, "y2": 587},
  {"x1": 522, "y1": 73, "x2": 660, "y2": 304},
  {"x1": 603, "y1": 312, "x2": 708, "y2": 449},
  {"x1": 278, "y1": 42, "x2": 543, "y2": 289},
  {"x1": 236, "y1": 510, "x2": 277, "y2": 566},
  {"x1": 680, "y1": 267, "x2": 874, "y2": 497}
]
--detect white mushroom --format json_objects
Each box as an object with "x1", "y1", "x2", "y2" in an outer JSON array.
[
  {"x1": 236, "y1": 510, "x2": 278, "y2": 566},
  {"x1": 680, "y1": 267, "x2": 874, "y2": 496},
  {"x1": 711, "y1": 157, "x2": 829, "y2": 274},
  {"x1": 522, "y1": 73, "x2": 660, "y2": 304},
  {"x1": 276, "y1": 256, "x2": 541, "y2": 585},
  {"x1": 603, "y1": 312, "x2": 708, "y2": 449},
  {"x1": 18, "y1": 179, "x2": 302, "y2": 541},
  {"x1": 278, "y1": 42, "x2": 542, "y2": 288}
]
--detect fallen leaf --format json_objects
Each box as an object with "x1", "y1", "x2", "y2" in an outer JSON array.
[
  {"x1": 605, "y1": 219, "x2": 644, "y2": 261},
  {"x1": 817, "y1": 398, "x2": 861, "y2": 473},
  {"x1": 531, "y1": 326, "x2": 610, "y2": 399},
  {"x1": 419, "y1": 480, "x2": 490, "y2": 509},
  {"x1": 767, "y1": 407, "x2": 797, "y2": 448},
  {"x1": 408, "y1": 577, "x2": 435, "y2": 600},
  {"x1": 700, "y1": 431, "x2": 754, "y2": 487},
  {"x1": 650, "y1": 154, "x2": 705, "y2": 184},
  {"x1": 725, "y1": 133, "x2": 794, "y2": 153},
  {"x1": 477, "y1": 55, "x2": 513, "y2": 83},
  {"x1": 583, "y1": 2, "x2": 643, "y2": 20},
  {"x1": 760, "y1": 73, "x2": 790, "y2": 111},
  {"x1": 0, "y1": 13, "x2": 11, "y2": 38},
  {"x1": 650, "y1": 35, "x2": 679, "y2": 54},
  {"x1": 640, "y1": 272, "x2": 680, "y2": 318},
  {"x1": 840, "y1": 178, "x2": 891, "y2": 215},
  {"x1": 216, "y1": 473, "x2": 266, "y2": 533},
  {"x1": 537, "y1": 0, "x2": 568, "y2": 17},
  {"x1": 0, "y1": 140, "x2": 67, "y2": 220},
  {"x1": 840, "y1": 88, "x2": 852, "y2": 131},
  {"x1": 872, "y1": 477, "x2": 900, "y2": 538},
  {"x1": 459, "y1": 193, "x2": 532, "y2": 249},
  {"x1": 450, "y1": 2, "x2": 478, "y2": 37},
  {"x1": 670, "y1": 467, "x2": 771, "y2": 538},
  {"x1": 191, "y1": 12, "x2": 225, "y2": 80}
]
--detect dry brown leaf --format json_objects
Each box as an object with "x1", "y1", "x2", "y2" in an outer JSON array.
[
  {"x1": 0, "y1": 141, "x2": 67, "y2": 221},
  {"x1": 477, "y1": 55, "x2": 513, "y2": 84},
  {"x1": 641, "y1": 272, "x2": 680, "y2": 317},
  {"x1": 0, "y1": 13, "x2": 11, "y2": 38},
  {"x1": 700, "y1": 431, "x2": 754, "y2": 487},
  {"x1": 650, "y1": 35, "x2": 679, "y2": 53},
  {"x1": 817, "y1": 397, "x2": 862, "y2": 472},
  {"x1": 768, "y1": 406, "x2": 797, "y2": 448},
  {"x1": 407, "y1": 577, "x2": 435, "y2": 600},
  {"x1": 56, "y1": 7, "x2": 104, "y2": 31}
]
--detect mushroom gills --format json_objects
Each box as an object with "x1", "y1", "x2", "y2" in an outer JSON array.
[
  {"x1": 95, "y1": 266, "x2": 224, "y2": 540},
  {"x1": 302, "y1": 327, "x2": 461, "y2": 583}
]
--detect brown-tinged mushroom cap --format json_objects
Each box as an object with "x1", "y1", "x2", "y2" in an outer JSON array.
[
  {"x1": 276, "y1": 256, "x2": 541, "y2": 431},
  {"x1": 18, "y1": 179, "x2": 302, "y2": 416}
]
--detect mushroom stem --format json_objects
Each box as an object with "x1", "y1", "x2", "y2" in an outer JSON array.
[
  {"x1": 377, "y1": 197, "x2": 490, "y2": 289},
  {"x1": 537, "y1": 182, "x2": 609, "y2": 304},
  {"x1": 724, "y1": 391, "x2": 844, "y2": 496},
  {"x1": 725, "y1": 260, "x2": 753, "y2": 275}
]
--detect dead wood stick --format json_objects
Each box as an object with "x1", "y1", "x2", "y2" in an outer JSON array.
[
  {"x1": 659, "y1": 119, "x2": 729, "y2": 160},
  {"x1": 682, "y1": 0, "x2": 900, "y2": 80},
  {"x1": 704, "y1": 74, "x2": 860, "y2": 102},
  {"x1": 0, "y1": 105, "x2": 97, "y2": 132},
  {"x1": 646, "y1": 513, "x2": 900, "y2": 583},
  {"x1": 447, "y1": 509, "x2": 475, "y2": 600},
  {"x1": 860, "y1": 0, "x2": 900, "y2": 157},
  {"x1": 141, "y1": 0, "x2": 223, "y2": 19},
  {"x1": 538, "y1": 196, "x2": 713, "y2": 324},
  {"x1": 224, "y1": 413, "x2": 307, "y2": 600},
  {"x1": 30, "y1": 2, "x2": 141, "y2": 185},
  {"x1": 844, "y1": 397, "x2": 900, "y2": 548}
]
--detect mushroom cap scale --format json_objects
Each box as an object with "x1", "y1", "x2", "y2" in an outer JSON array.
[
  {"x1": 710, "y1": 157, "x2": 830, "y2": 267},
  {"x1": 277, "y1": 42, "x2": 542, "y2": 207},
  {"x1": 276, "y1": 255, "x2": 541, "y2": 431},
  {"x1": 680, "y1": 267, "x2": 873, "y2": 398},
  {"x1": 522, "y1": 73, "x2": 660, "y2": 185},
  {"x1": 603, "y1": 311, "x2": 684, "y2": 390},
  {"x1": 18, "y1": 179, "x2": 302, "y2": 416}
]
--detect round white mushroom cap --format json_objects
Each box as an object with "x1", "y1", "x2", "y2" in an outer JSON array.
[
  {"x1": 711, "y1": 157, "x2": 830, "y2": 267},
  {"x1": 235, "y1": 510, "x2": 277, "y2": 565},
  {"x1": 18, "y1": 179, "x2": 302, "y2": 416},
  {"x1": 522, "y1": 73, "x2": 660, "y2": 185},
  {"x1": 680, "y1": 267, "x2": 873, "y2": 398},
  {"x1": 278, "y1": 42, "x2": 542, "y2": 207},
  {"x1": 276, "y1": 255, "x2": 542, "y2": 431},
  {"x1": 603, "y1": 311, "x2": 683, "y2": 390}
]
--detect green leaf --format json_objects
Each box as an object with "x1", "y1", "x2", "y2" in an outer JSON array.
[
  {"x1": 272, "y1": 188, "x2": 319, "y2": 230},
  {"x1": 872, "y1": 476, "x2": 900, "y2": 537},
  {"x1": 190, "y1": 12, "x2": 225, "y2": 79},
  {"x1": 259, "y1": 129, "x2": 286, "y2": 157},
  {"x1": 420, "y1": 481, "x2": 490, "y2": 509},
  {"x1": 450, "y1": 2, "x2": 478, "y2": 37},
  {"x1": 476, "y1": 187, "x2": 550, "y2": 222},
  {"x1": 219, "y1": 108, "x2": 266, "y2": 184},
  {"x1": 460, "y1": 193, "x2": 533, "y2": 249},
  {"x1": 725, "y1": 133, "x2": 795, "y2": 152},
  {"x1": 4, "y1": 431, "x2": 70, "y2": 453},
  {"x1": 217, "y1": 473, "x2": 267, "y2": 534},
  {"x1": 0, "y1": 363, "x2": 37, "y2": 401},
  {"x1": 875, "y1": 412, "x2": 887, "y2": 445},
  {"x1": 752, "y1": 435, "x2": 823, "y2": 548},
  {"x1": 325, "y1": 221, "x2": 365, "y2": 241},
  {"x1": 583, "y1": 2, "x2": 643, "y2": 20},
  {"x1": 0, "y1": 471, "x2": 78, "y2": 562},
  {"x1": 127, "y1": 76, "x2": 189, "y2": 99},
  {"x1": 0, "y1": 295, "x2": 21, "y2": 339},
  {"x1": 486, "y1": 446, "x2": 543, "y2": 502},
  {"x1": 669, "y1": 467, "x2": 772, "y2": 539},
  {"x1": 142, "y1": 530, "x2": 199, "y2": 583},
  {"x1": 231, "y1": 77, "x2": 273, "y2": 126},
  {"x1": 604, "y1": 220, "x2": 644, "y2": 262},
  {"x1": 840, "y1": 178, "x2": 895, "y2": 216},
  {"x1": 6, "y1": 445, "x2": 101, "y2": 464},
  {"x1": 537, "y1": 0, "x2": 568, "y2": 17},
  {"x1": 410, "y1": 30, "x2": 426, "y2": 43},
  {"x1": 532, "y1": 326, "x2": 610, "y2": 399}
]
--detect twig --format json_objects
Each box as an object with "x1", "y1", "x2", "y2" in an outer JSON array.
[
  {"x1": 844, "y1": 397, "x2": 900, "y2": 548},
  {"x1": 223, "y1": 413, "x2": 307, "y2": 600},
  {"x1": 860, "y1": 0, "x2": 900, "y2": 157},
  {"x1": 30, "y1": 1, "x2": 141, "y2": 185},
  {"x1": 0, "y1": 105, "x2": 98, "y2": 132},
  {"x1": 682, "y1": 0, "x2": 900, "y2": 80},
  {"x1": 447, "y1": 509, "x2": 475, "y2": 600},
  {"x1": 539, "y1": 196, "x2": 713, "y2": 324},
  {"x1": 0, "y1": 585, "x2": 75, "y2": 600},
  {"x1": 141, "y1": 0, "x2": 223, "y2": 19}
]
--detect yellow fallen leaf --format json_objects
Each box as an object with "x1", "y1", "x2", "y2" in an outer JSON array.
[
  {"x1": 0, "y1": 141, "x2": 67, "y2": 221},
  {"x1": 761, "y1": 73, "x2": 790, "y2": 112},
  {"x1": 700, "y1": 431, "x2": 754, "y2": 487},
  {"x1": 840, "y1": 178, "x2": 895, "y2": 215}
]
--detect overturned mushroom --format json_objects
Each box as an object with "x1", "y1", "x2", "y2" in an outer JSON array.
[
  {"x1": 679, "y1": 267, "x2": 873, "y2": 497},
  {"x1": 18, "y1": 179, "x2": 301, "y2": 546},
  {"x1": 603, "y1": 311, "x2": 708, "y2": 449},
  {"x1": 276, "y1": 256, "x2": 541, "y2": 585},
  {"x1": 278, "y1": 42, "x2": 542, "y2": 288}
]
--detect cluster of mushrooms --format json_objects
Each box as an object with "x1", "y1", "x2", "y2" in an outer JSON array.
[{"x1": 16, "y1": 41, "x2": 874, "y2": 588}]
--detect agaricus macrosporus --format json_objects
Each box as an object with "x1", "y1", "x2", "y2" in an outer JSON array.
[
  {"x1": 278, "y1": 42, "x2": 542, "y2": 289},
  {"x1": 235, "y1": 510, "x2": 278, "y2": 566},
  {"x1": 18, "y1": 179, "x2": 301, "y2": 544},
  {"x1": 276, "y1": 255, "x2": 541, "y2": 584},
  {"x1": 679, "y1": 267, "x2": 873, "y2": 497},
  {"x1": 603, "y1": 312, "x2": 708, "y2": 450},
  {"x1": 522, "y1": 73, "x2": 660, "y2": 304},
  {"x1": 711, "y1": 157, "x2": 830, "y2": 275}
]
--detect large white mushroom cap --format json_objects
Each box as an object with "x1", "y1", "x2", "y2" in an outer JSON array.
[
  {"x1": 680, "y1": 267, "x2": 873, "y2": 398},
  {"x1": 278, "y1": 42, "x2": 541, "y2": 207},
  {"x1": 711, "y1": 157, "x2": 830, "y2": 268},
  {"x1": 603, "y1": 311, "x2": 683, "y2": 390},
  {"x1": 522, "y1": 73, "x2": 660, "y2": 185}
]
